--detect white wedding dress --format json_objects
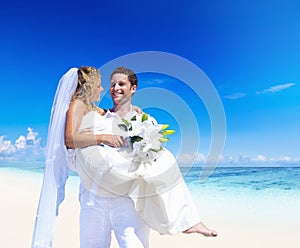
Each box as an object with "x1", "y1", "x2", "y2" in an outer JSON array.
[{"x1": 75, "y1": 110, "x2": 201, "y2": 235}]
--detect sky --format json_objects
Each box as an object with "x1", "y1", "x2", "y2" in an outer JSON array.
[{"x1": 0, "y1": 0, "x2": 299, "y2": 166}]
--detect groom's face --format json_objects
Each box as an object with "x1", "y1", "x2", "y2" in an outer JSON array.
[{"x1": 110, "y1": 73, "x2": 137, "y2": 104}]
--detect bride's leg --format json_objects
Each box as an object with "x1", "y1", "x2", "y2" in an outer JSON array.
[{"x1": 183, "y1": 221, "x2": 218, "y2": 237}]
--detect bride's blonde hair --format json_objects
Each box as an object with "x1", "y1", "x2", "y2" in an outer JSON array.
[{"x1": 71, "y1": 66, "x2": 100, "y2": 110}]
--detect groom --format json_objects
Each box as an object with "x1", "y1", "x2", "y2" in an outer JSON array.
[{"x1": 79, "y1": 66, "x2": 150, "y2": 248}]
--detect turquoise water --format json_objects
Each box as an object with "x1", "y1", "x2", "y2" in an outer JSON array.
[
  {"x1": 1, "y1": 162, "x2": 300, "y2": 194},
  {"x1": 183, "y1": 166, "x2": 300, "y2": 192},
  {"x1": 181, "y1": 166, "x2": 300, "y2": 213}
]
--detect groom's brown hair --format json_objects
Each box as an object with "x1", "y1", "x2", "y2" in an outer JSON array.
[{"x1": 110, "y1": 66, "x2": 138, "y2": 87}]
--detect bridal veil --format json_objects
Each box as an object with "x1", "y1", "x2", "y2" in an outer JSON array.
[{"x1": 32, "y1": 68, "x2": 78, "y2": 248}]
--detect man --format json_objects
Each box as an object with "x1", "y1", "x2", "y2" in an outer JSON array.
[{"x1": 78, "y1": 66, "x2": 150, "y2": 248}]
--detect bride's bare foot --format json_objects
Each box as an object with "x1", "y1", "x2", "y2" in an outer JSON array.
[{"x1": 183, "y1": 222, "x2": 218, "y2": 237}]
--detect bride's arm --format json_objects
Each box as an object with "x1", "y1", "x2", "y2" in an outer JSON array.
[
  {"x1": 132, "y1": 105, "x2": 143, "y2": 114},
  {"x1": 65, "y1": 100, "x2": 124, "y2": 148}
]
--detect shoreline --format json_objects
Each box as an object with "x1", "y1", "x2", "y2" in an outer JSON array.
[{"x1": 0, "y1": 167, "x2": 300, "y2": 247}]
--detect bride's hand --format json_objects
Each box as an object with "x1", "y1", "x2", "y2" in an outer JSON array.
[
  {"x1": 132, "y1": 105, "x2": 143, "y2": 114},
  {"x1": 97, "y1": 134, "x2": 126, "y2": 148}
]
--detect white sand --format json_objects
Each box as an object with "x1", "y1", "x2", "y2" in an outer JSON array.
[{"x1": 1, "y1": 168, "x2": 300, "y2": 248}]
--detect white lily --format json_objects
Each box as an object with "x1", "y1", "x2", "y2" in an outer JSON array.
[{"x1": 118, "y1": 113, "x2": 175, "y2": 160}]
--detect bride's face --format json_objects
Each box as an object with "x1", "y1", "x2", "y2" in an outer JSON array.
[{"x1": 90, "y1": 74, "x2": 103, "y2": 103}]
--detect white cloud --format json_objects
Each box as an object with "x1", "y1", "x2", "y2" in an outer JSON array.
[
  {"x1": 256, "y1": 83, "x2": 296, "y2": 95},
  {"x1": 279, "y1": 156, "x2": 292, "y2": 162},
  {"x1": 177, "y1": 152, "x2": 300, "y2": 166},
  {"x1": 177, "y1": 152, "x2": 206, "y2": 165},
  {"x1": 252, "y1": 154, "x2": 266, "y2": 162},
  {"x1": 15, "y1": 135, "x2": 26, "y2": 149},
  {"x1": 224, "y1": 92, "x2": 246, "y2": 100},
  {"x1": 237, "y1": 155, "x2": 251, "y2": 164},
  {"x1": 26, "y1": 127, "x2": 40, "y2": 144},
  {"x1": 0, "y1": 128, "x2": 45, "y2": 162},
  {"x1": 0, "y1": 137, "x2": 16, "y2": 153},
  {"x1": 220, "y1": 154, "x2": 234, "y2": 163}
]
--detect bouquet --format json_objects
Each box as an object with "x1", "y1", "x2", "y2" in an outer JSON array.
[{"x1": 118, "y1": 113, "x2": 175, "y2": 161}]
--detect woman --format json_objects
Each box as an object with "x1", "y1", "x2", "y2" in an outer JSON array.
[
  {"x1": 32, "y1": 66, "x2": 217, "y2": 248},
  {"x1": 64, "y1": 66, "x2": 127, "y2": 150},
  {"x1": 32, "y1": 66, "x2": 128, "y2": 247}
]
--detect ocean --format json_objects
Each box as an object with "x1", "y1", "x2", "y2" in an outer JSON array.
[
  {"x1": 183, "y1": 166, "x2": 300, "y2": 192},
  {"x1": 1, "y1": 162, "x2": 300, "y2": 194}
]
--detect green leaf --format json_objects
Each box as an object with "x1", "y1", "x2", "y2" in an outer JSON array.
[
  {"x1": 131, "y1": 136, "x2": 143, "y2": 143},
  {"x1": 141, "y1": 113, "x2": 148, "y2": 122},
  {"x1": 118, "y1": 124, "x2": 128, "y2": 132},
  {"x1": 131, "y1": 115, "x2": 137, "y2": 121},
  {"x1": 122, "y1": 118, "x2": 130, "y2": 127},
  {"x1": 150, "y1": 146, "x2": 163, "y2": 152}
]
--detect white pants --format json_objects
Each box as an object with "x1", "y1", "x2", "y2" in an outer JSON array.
[{"x1": 79, "y1": 187, "x2": 150, "y2": 248}]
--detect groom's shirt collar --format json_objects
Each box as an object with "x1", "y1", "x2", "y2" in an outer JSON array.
[{"x1": 105, "y1": 105, "x2": 137, "y2": 119}]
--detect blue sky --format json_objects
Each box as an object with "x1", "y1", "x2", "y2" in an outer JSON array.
[{"x1": 0, "y1": 0, "x2": 299, "y2": 166}]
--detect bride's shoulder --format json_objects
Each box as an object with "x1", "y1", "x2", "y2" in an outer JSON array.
[
  {"x1": 69, "y1": 100, "x2": 105, "y2": 116},
  {"x1": 69, "y1": 99, "x2": 85, "y2": 109},
  {"x1": 68, "y1": 99, "x2": 88, "y2": 115}
]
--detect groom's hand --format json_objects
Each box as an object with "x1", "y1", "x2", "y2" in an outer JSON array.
[{"x1": 98, "y1": 134, "x2": 126, "y2": 148}]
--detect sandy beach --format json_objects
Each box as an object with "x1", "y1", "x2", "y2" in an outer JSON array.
[{"x1": 1, "y1": 167, "x2": 300, "y2": 248}]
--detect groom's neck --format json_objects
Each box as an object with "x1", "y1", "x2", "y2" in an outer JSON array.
[{"x1": 112, "y1": 102, "x2": 132, "y2": 118}]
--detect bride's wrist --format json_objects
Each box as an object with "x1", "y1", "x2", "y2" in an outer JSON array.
[{"x1": 96, "y1": 135, "x2": 104, "y2": 145}]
